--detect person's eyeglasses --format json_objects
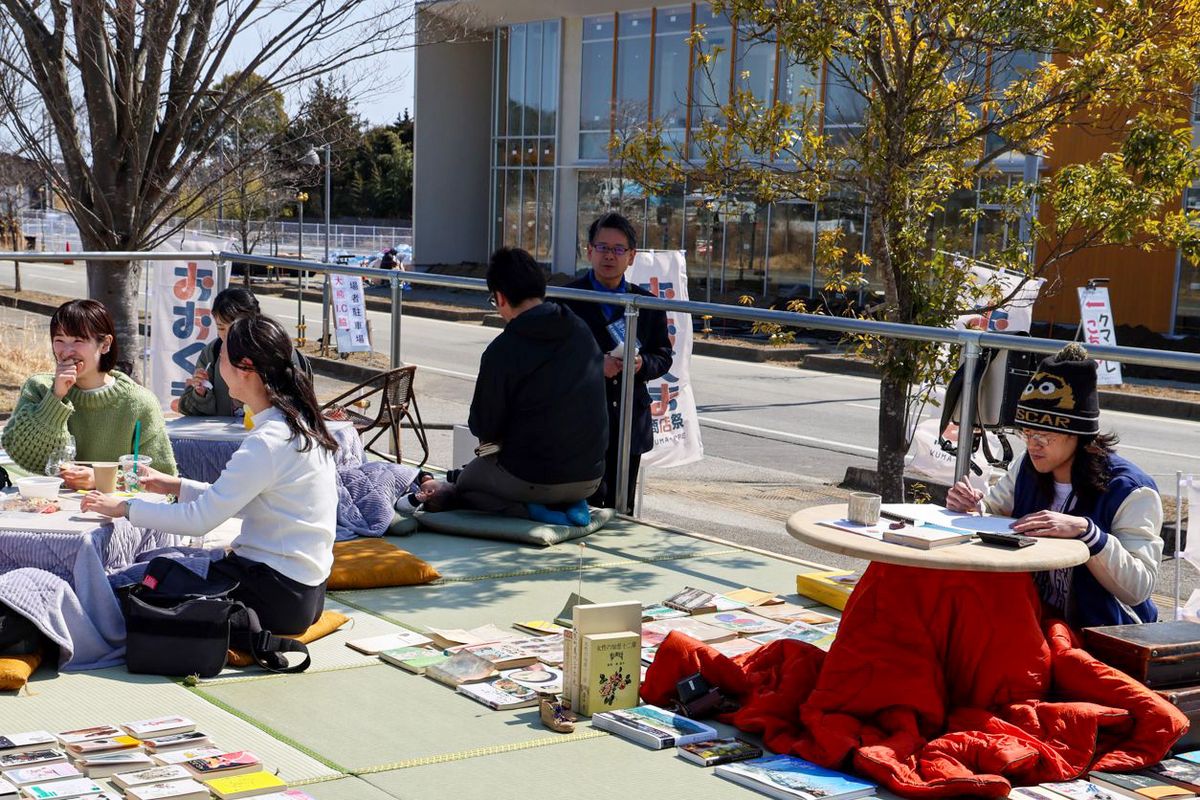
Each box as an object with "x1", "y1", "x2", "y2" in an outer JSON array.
[
  {"x1": 487, "y1": 293, "x2": 497, "y2": 308},
  {"x1": 1016, "y1": 429, "x2": 1062, "y2": 448},
  {"x1": 591, "y1": 243, "x2": 629, "y2": 257}
]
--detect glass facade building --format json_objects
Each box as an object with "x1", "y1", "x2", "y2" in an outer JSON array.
[
  {"x1": 486, "y1": 3, "x2": 1040, "y2": 302},
  {"x1": 421, "y1": 1, "x2": 1190, "y2": 331}
]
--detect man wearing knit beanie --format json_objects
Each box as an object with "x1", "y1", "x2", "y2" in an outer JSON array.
[
  {"x1": 948, "y1": 343, "x2": 1164, "y2": 627},
  {"x1": 1013, "y1": 342, "x2": 1100, "y2": 436}
]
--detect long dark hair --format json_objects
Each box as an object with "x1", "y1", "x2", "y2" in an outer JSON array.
[
  {"x1": 225, "y1": 316, "x2": 337, "y2": 455},
  {"x1": 1034, "y1": 431, "x2": 1119, "y2": 507}
]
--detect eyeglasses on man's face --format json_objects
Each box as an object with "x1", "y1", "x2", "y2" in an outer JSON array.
[
  {"x1": 1016, "y1": 429, "x2": 1066, "y2": 448},
  {"x1": 591, "y1": 242, "x2": 630, "y2": 257},
  {"x1": 487, "y1": 293, "x2": 497, "y2": 307}
]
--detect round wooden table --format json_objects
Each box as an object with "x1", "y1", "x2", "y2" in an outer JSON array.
[{"x1": 787, "y1": 504, "x2": 1090, "y2": 572}]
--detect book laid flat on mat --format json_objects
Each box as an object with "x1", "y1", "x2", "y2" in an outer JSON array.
[
  {"x1": 750, "y1": 622, "x2": 830, "y2": 646},
  {"x1": 424, "y1": 651, "x2": 498, "y2": 688},
  {"x1": 204, "y1": 769, "x2": 287, "y2": 799},
  {"x1": 511, "y1": 620, "x2": 567, "y2": 636},
  {"x1": 2, "y1": 761, "x2": 81, "y2": 785},
  {"x1": 183, "y1": 751, "x2": 261, "y2": 779},
  {"x1": 345, "y1": 631, "x2": 432, "y2": 655},
  {"x1": 21, "y1": 777, "x2": 106, "y2": 799},
  {"x1": 112, "y1": 765, "x2": 192, "y2": 790},
  {"x1": 591, "y1": 705, "x2": 717, "y2": 750},
  {"x1": 697, "y1": 611, "x2": 786, "y2": 636},
  {"x1": 78, "y1": 750, "x2": 156, "y2": 778},
  {"x1": 426, "y1": 624, "x2": 520, "y2": 650},
  {"x1": 748, "y1": 604, "x2": 838, "y2": 626},
  {"x1": 150, "y1": 748, "x2": 224, "y2": 766},
  {"x1": 457, "y1": 678, "x2": 540, "y2": 710},
  {"x1": 715, "y1": 754, "x2": 877, "y2": 800},
  {"x1": 55, "y1": 726, "x2": 121, "y2": 746},
  {"x1": 0, "y1": 750, "x2": 65, "y2": 770},
  {"x1": 507, "y1": 634, "x2": 564, "y2": 666},
  {"x1": 677, "y1": 738, "x2": 764, "y2": 766},
  {"x1": 502, "y1": 666, "x2": 563, "y2": 693},
  {"x1": 462, "y1": 642, "x2": 538, "y2": 670},
  {"x1": 1091, "y1": 770, "x2": 1197, "y2": 800},
  {"x1": 142, "y1": 731, "x2": 211, "y2": 752},
  {"x1": 795, "y1": 571, "x2": 859, "y2": 611},
  {"x1": 126, "y1": 778, "x2": 211, "y2": 800},
  {"x1": 1042, "y1": 780, "x2": 1123, "y2": 800},
  {"x1": 378, "y1": 647, "x2": 449, "y2": 675},
  {"x1": 121, "y1": 717, "x2": 196, "y2": 739},
  {"x1": 663, "y1": 587, "x2": 717, "y2": 614},
  {"x1": 642, "y1": 604, "x2": 689, "y2": 622},
  {"x1": 642, "y1": 617, "x2": 735, "y2": 644},
  {"x1": 1143, "y1": 760, "x2": 1200, "y2": 793},
  {"x1": 0, "y1": 732, "x2": 54, "y2": 755}
]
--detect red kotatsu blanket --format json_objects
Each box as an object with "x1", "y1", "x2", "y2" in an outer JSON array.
[{"x1": 642, "y1": 563, "x2": 1187, "y2": 798}]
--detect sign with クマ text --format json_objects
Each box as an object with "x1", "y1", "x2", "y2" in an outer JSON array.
[
  {"x1": 333, "y1": 274, "x2": 371, "y2": 353},
  {"x1": 1076, "y1": 286, "x2": 1123, "y2": 386}
]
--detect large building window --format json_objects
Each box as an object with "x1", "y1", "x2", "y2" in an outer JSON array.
[
  {"x1": 653, "y1": 6, "x2": 692, "y2": 152},
  {"x1": 580, "y1": 15, "x2": 615, "y2": 160},
  {"x1": 493, "y1": 19, "x2": 560, "y2": 260}
]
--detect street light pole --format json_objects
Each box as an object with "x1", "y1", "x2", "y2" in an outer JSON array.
[
  {"x1": 321, "y1": 143, "x2": 332, "y2": 355},
  {"x1": 295, "y1": 191, "x2": 308, "y2": 345}
]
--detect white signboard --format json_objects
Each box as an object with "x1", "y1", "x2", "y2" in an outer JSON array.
[
  {"x1": 628, "y1": 250, "x2": 704, "y2": 468},
  {"x1": 1077, "y1": 286, "x2": 1123, "y2": 385},
  {"x1": 332, "y1": 274, "x2": 372, "y2": 353},
  {"x1": 149, "y1": 255, "x2": 225, "y2": 412}
]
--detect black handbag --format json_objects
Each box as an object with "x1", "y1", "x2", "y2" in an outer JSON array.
[
  {"x1": 0, "y1": 603, "x2": 45, "y2": 656},
  {"x1": 124, "y1": 561, "x2": 311, "y2": 678}
]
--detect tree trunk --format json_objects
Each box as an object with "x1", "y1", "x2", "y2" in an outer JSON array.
[
  {"x1": 85, "y1": 259, "x2": 143, "y2": 381},
  {"x1": 876, "y1": 369, "x2": 909, "y2": 501}
]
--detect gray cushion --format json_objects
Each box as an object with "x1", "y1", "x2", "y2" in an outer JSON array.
[
  {"x1": 413, "y1": 507, "x2": 615, "y2": 546},
  {"x1": 387, "y1": 512, "x2": 420, "y2": 537}
]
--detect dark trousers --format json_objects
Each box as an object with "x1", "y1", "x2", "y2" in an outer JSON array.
[
  {"x1": 454, "y1": 455, "x2": 601, "y2": 517},
  {"x1": 207, "y1": 554, "x2": 326, "y2": 635},
  {"x1": 591, "y1": 442, "x2": 641, "y2": 512}
]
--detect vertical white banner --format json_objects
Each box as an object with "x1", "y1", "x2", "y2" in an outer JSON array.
[
  {"x1": 1077, "y1": 286, "x2": 1123, "y2": 385},
  {"x1": 149, "y1": 255, "x2": 224, "y2": 412},
  {"x1": 629, "y1": 250, "x2": 703, "y2": 468},
  {"x1": 332, "y1": 273, "x2": 372, "y2": 353}
]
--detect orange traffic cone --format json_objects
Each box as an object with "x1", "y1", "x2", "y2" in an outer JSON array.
[{"x1": 64, "y1": 241, "x2": 73, "y2": 265}]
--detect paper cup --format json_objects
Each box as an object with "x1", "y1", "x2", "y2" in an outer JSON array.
[
  {"x1": 93, "y1": 462, "x2": 119, "y2": 494},
  {"x1": 847, "y1": 492, "x2": 882, "y2": 525}
]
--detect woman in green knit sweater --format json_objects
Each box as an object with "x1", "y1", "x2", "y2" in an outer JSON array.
[{"x1": 2, "y1": 299, "x2": 176, "y2": 488}]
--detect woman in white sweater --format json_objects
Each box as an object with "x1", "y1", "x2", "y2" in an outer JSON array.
[{"x1": 83, "y1": 316, "x2": 338, "y2": 634}]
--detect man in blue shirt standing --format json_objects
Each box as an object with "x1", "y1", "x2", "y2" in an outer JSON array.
[{"x1": 563, "y1": 212, "x2": 673, "y2": 512}]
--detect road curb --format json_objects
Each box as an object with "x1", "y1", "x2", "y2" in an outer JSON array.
[{"x1": 252, "y1": 283, "x2": 491, "y2": 323}]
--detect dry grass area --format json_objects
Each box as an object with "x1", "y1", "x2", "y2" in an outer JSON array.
[{"x1": 0, "y1": 318, "x2": 55, "y2": 414}]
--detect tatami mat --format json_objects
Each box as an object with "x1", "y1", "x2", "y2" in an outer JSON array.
[
  {"x1": 202, "y1": 598, "x2": 403, "y2": 683},
  {"x1": 199, "y1": 663, "x2": 601, "y2": 772},
  {"x1": 396, "y1": 519, "x2": 726, "y2": 581},
  {"x1": 330, "y1": 550, "x2": 810, "y2": 632},
  {"x1": 362, "y1": 724, "x2": 755, "y2": 800},
  {"x1": 294, "y1": 777, "x2": 397, "y2": 800},
  {"x1": 8, "y1": 669, "x2": 340, "y2": 782}
]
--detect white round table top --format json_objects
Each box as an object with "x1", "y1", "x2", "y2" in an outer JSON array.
[{"x1": 786, "y1": 504, "x2": 1090, "y2": 572}]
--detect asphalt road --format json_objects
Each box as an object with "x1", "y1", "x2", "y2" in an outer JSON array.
[{"x1": 4, "y1": 261, "x2": 1198, "y2": 604}]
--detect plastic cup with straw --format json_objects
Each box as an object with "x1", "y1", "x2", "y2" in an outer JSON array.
[{"x1": 122, "y1": 421, "x2": 142, "y2": 492}]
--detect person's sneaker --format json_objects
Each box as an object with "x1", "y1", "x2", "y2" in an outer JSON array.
[
  {"x1": 539, "y1": 697, "x2": 576, "y2": 733},
  {"x1": 565, "y1": 500, "x2": 591, "y2": 527},
  {"x1": 527, "y1": 503, "x2": 571, "y2": 526}
]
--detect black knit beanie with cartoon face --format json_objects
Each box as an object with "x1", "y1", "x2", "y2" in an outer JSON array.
[{"x1": 1013, "y1": 342, "x2": 1100, "y2": 435}]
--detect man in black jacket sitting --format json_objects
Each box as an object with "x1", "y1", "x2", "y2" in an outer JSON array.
[
  {"x1": 562, "y1": 212, "x2": 673, "y2": 512},
  {"x1": 444, "y1": 247, "x2": 608, "y2": 524}
]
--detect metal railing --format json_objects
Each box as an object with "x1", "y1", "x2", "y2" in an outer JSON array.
[{"x1": 7, "y1": 248, "x2": 1200, "y2": 514}]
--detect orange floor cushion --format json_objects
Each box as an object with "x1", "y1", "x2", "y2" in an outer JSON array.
[
  {"x1": 327, "y1": 538, "x2": 440, "y2": 590},
  {"x1": 226, "y1": 610, "x2": 350, "y2": 667},
  {"x1": 0, "y1": 651, "x2": 42, "y2": 691}
]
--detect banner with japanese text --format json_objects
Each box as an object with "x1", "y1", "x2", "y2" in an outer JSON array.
[
  {"x1": 332, "y1": 273, "x2": 372, "y2": 353},
  {"x1": 629, "y1": 250, "x2": 704, "y2": 468},
  {"x1": 149, "y1": 253, "x2": 227, "y2": 412}
]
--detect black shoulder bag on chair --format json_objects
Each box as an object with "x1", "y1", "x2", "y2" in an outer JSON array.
[{"x1": 124, "y1": 559, "x2": 311, "y2": 678}]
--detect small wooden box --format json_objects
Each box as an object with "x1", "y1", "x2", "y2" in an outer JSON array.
[{"x1": 1083, "y1": 621, "x2": 1200, "y2": 689}]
